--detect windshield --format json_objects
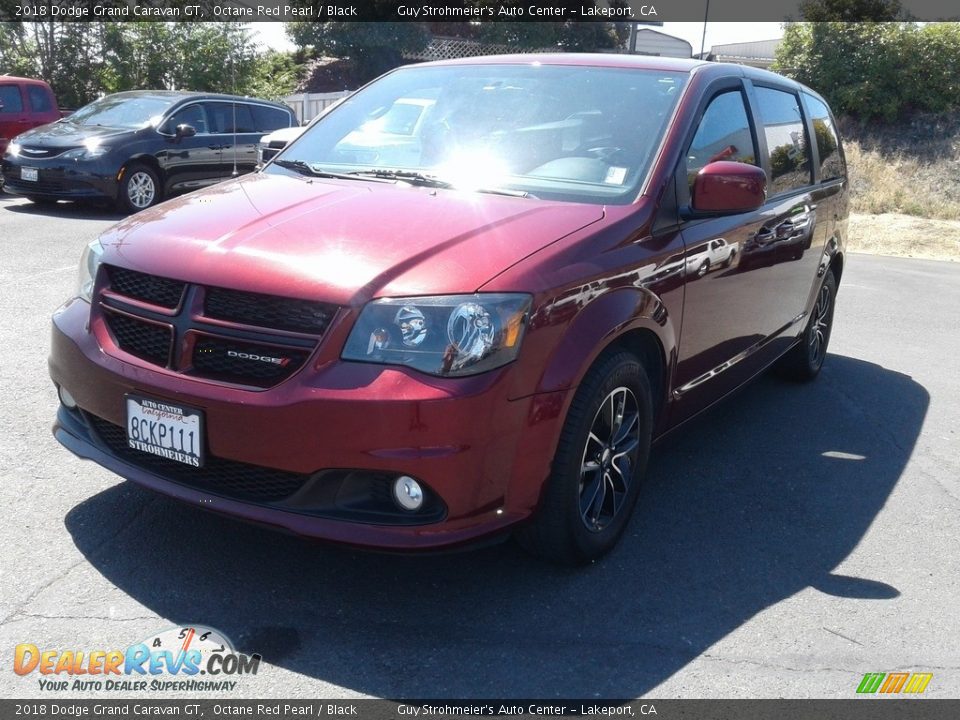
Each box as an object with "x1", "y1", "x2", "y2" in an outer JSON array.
[
  {"x1": 66, "y1": 94, "x2": 178, "y2": 129},
  {"x1": 267, "y1": 64, "x2": 687, "y2": 205}
]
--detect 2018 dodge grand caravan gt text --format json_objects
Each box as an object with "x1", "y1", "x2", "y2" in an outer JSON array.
[{"x1": 49, "y1": 55, "x2": 848, "y2": 564}]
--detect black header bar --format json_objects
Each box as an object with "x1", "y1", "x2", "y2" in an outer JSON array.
[{"x1": 1, "y1": 0, "x2": 958, "y2": 23}]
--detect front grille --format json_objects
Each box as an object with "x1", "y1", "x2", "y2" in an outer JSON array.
[
  {"x1": 19, "y1": 146, "x2": 76, "y2": 159},
  {"x1": 88, "y1": 414, "x2": 309, "y2": 503},
  {"x1": 205, "y1": 287, "x2": 335, "y2": 335},
  {"x1": 191, "y1": 336, "x2": 309, "y2": 386},
  {"x1": 106, "y1": 265, "x2": 185, "y2": 309},
  {"x1": 98, "y1": 267, "x2": 337, "y2": 388},
  {"x1": 103, "y1": 311, "x2": 171, "y2": 366}
]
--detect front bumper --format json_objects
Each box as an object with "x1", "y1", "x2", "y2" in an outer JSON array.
[
  {"x1": 1, "y1": 156, "x2": 118, "y2": 200},
  {"x1": 50, "y1": 298, "x2": 567, "y2": 550}
]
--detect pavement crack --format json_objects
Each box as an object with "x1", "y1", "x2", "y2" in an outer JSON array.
[
  {"x1": 9, "y1": 613, "x2": 158, "y2": 622},
  {"x1": 0, "y1": 493, "x2": 157, "y2": 628}
]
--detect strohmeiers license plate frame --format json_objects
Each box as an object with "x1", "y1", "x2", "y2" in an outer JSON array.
[{"x1": 125, "y1": 394, "x2": 204, "y2": 468}]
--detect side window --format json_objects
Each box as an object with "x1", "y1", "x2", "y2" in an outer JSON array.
[
  {"x1": 206, "y1": 103, "x2": 256, "y2": 134},
  {"x1": 754, "y1": 86, "x2": 812, "y2": 195},
  {"x1": 251, "y1": 105, "x2": 292, "y2": 132},
  {"x1": 804, "y1": 93, "x2": 845, "y2": 182},
  {"x1": 164, "y1": 104, "x2": 209, "y2": 134},
  {"x1": 26, "y1": 85, "x2": 53, "y2": 113},
  {"x1": 687, "y1": 90, "x2": 758, "y2": 192},
  {"x1": 0, "y1": 85, "x2": 24, "y2": 113}
]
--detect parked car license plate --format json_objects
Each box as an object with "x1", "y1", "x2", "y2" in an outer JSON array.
[
  {"x1": 126, "y1": 395, "x2": 204, "y2": 467},
  {"x1": 21, "y1": 167, "x2": 38, "y2": 182}
]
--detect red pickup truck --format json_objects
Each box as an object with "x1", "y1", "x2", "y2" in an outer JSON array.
[{"x1": 0, "y1": 75, "x2": 61, "y2": 156}]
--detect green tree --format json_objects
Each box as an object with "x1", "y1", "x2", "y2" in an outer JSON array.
[
  {"x1": 796, "y1": 0, "x2": 902, "y2": 20},
  {"x1": 774, "y1": 22, "x2": 911, "y2": 120},
  {"x1": 287, "y1": 17, "x2": 429, "y2": 84},
  {"x1": 774, "y1": 21, "x2": 960, "y2": 120}
]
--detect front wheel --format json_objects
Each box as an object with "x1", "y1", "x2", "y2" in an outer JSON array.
[
  {"x1": 117, "y1": 163, "x2": 160, "y2": 213},
  {"x1": 517, "y1": 352, "x2": 653, "y2": 565},
  {"x1": 776, "y1": 270, "x2": 837, "y2": 381}
]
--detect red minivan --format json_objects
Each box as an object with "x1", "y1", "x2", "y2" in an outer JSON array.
[
  {"x1": 0, "y1": 76, "x2": 60, "y2": 157},
  {"x1": 49, "y1": 55, "x2": 848, "y2": 564}
]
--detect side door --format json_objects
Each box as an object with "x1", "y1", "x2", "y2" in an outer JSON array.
[
  {"x1": 206, "y1": 101, "x2": 260, "y2": 178},
  {"x1": 672, "y1": 80, "x2": 822, "y2": 423},
  {"x1": 156, "y1": 103, "x2": 222, "y2": 194},
  {"x1": 0, "y1": 82, "x2": 28, "y2": 153}
]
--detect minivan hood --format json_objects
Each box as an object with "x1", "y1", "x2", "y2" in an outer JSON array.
[
  {"x1": 98, "y1": 172, "x2": 606, "y2": 305},
  {"x1": 16, "y1": 121, "x2": 135, "y2": 147}
]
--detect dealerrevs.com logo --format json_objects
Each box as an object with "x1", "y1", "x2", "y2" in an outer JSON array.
[
  {"x1": 856, "y1": 672, "x2": 934, "y2": 695},
  {"x1": 14, "y1": 625, "x2": 261, "y2": 693}
]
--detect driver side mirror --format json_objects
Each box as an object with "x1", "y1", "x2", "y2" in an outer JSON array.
[
  {"x1": 689, "y1": 161, "x2": 766, "y2": 215},
  {"x1": 173, "y1": 123, "x2": 196, "y2": 142}
]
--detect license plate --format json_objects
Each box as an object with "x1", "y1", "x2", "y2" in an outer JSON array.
[
  {"x1": 126, "y1": 395, "x2": 204, "y2": 467},
  {"x1": 21, "y1": 167, "x2": 38, "y2": 182}
]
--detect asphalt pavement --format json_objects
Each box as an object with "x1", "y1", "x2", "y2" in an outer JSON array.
[{"x1": 1, "y1": 193, "x2": 958, "y2": 699}]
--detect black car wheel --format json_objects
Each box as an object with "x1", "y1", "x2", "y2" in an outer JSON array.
[
  {"x1": 776, "y1": 270, "x2": 837, "y2": 381},
  {"x1": 518, "y1": 351, "x2": 653, "y2": 564},
  {"x1": 118, "y1": 163, "x2": 160, "y2": 213}
]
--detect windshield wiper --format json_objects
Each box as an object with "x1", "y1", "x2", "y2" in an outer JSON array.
[
  {"x1": 272, "y1": 159, "x2": 385, "y2": 182},
  {"x1": 350, "y1": 169, "x2": 453, "y2": 188},
  {"x1": 473, "y1": 187, "x2": 536, "y2": 199}
]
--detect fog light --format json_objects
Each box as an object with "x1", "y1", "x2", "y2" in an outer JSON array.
[
  {"x1": 393, "y1": 475, "x2": 424, "y2": 512},
  {"x1": 58, "y1": 385, "x2": 77, "y2": 409}
]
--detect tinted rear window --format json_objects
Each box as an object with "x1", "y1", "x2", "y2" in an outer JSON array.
[
  {"x1": 26, "y1": 85, "x2": 53, "y2": 113},
  {"x1": 207, "y1": 103, "x2": 256, "y2": 134},
  {"x1": 754, "y1": 86, "x2": 812, "y2": 195},
  {"x1": 803, "y1": 93, "x2": 845, "y2": 182},
  {"x1": 251, "y1": 105, "x2": 292, "y2": 132}
]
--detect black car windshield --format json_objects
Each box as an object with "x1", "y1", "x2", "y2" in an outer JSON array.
[
  {"x1": 66, "y1": 95, "x2": 178, "y2": 129},
  {"x1": 267, "y1": 64, "x2": 687, "y2": 205}
]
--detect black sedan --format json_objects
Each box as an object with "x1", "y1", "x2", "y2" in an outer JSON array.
[{"x1": 1, "y1": 90, "x2": 296, "y2": 212}]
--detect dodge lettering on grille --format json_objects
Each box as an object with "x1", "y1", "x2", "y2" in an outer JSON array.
[{"x1": 227, "y1": 350, "x2": 289, "y2": 366}]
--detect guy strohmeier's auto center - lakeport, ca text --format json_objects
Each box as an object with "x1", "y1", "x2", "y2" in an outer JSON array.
[{"x1": 12, "y1": 2, "x2": 651, "y2": 20}]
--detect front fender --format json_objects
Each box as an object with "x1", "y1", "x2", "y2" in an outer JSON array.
[{"x1": 532, "y1": 286, "x2": 677, "y2": 396}]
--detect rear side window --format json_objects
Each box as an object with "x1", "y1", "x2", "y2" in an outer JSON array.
[
  {"x1": 251, "y1": 105, "x2": 292, "y2": 132},
  {"x1": 803, "y1": 93, "x2": 845, "y2": 182},
  {"x1": 206, "y1": 103, "x2": 257, "y2": 134},
  {"x1": 0, "y1": 85, "x2": 24, "y2": 113},
  {"x1": 754, "y1": 86, "x2": 812, "y2": 195},
  {"x1": 26, "y1": 85, "x2": 53, "y2": 113},
  {"x1": 687, "y1": 90, "x2": 758, "y2": 191}
]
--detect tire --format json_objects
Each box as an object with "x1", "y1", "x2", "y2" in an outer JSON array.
[
  {"x1": 776, "y1": 270, "x2": 838, "y2": 381},
  {"x1": 517, "y1": 351, "x2": 653, "y2": 565},
  {"x1": 726, "y1": 250, "x2": 737, "y2": 267},
  {"x1": 697, "y1": 259, "x2": 710, "y2": 277},
  {"x1": 117, "y1": 163, "x2": 160, "y2": 213}
]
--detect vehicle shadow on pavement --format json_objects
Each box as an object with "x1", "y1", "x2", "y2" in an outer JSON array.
[
  {"x1": 2, "y1": 198, "x2": 125, "y2": 222},
  {"x1": 64, "y1": 354, "x2": 927, "y2": 698}
]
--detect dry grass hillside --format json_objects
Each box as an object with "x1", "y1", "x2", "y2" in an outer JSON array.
[{"x1": 842, "y1": 114, "x2": 960, "y2": 261}]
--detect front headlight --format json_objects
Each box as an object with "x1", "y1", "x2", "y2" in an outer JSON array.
[
  {"x1": 6, "y1": 141, "x2": 21, "y2": 157},
  {"x1": 342, "y1": 294, "x2": 531, "y2": 377},
  {"x1": 63, "y1": 139, "x2": 108, "y2": 160},
  {"x1": 78, "y1": 239, "x2": 104, "y2": 302}
]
